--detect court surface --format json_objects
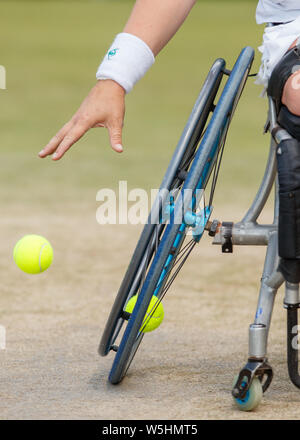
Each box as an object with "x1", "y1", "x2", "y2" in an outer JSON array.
[{"x1": 1, "y1": 0, "x2": 299, "y2": 419}]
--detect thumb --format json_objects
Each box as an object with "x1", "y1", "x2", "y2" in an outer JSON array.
[{"x1": 107, "y1": 120, "x2": 123, "y2": 153}]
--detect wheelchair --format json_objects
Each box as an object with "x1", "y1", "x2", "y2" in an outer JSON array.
[{"x1": 98, "y1": 45, "x2": 300, "y2": 411}]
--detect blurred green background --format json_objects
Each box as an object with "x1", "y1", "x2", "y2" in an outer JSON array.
[{"x1": 0, "y1": 0, "x2": 270, "y2": 219}]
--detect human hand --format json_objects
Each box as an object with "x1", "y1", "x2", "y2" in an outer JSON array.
[{"x1": 39, "y1": 79, "x2": 125, "y2": 160}]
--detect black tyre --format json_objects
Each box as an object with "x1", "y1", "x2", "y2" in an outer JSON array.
[
  {"x1": 99, "y1": 58, "x2": 225, "y2": 357},
  {"x1": 103, "y1": 47, "x2": 254, "y2": 385}
]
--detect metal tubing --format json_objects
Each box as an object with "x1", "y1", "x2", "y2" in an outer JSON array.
[
  {"x1": 248, "y1": 232, "x2": 281, "y2": 359},
  {"x1": 253, "y1": 231, "x2": 282, "y2": 331},
  {"x1": 212, "y1": 223, "x2": 276, "y2": 246},
  {"x1": 242, "y1": 137, "x2": 277, "y2": 224},
  {"x1": 268, "y1": 96, "x2": 277, "y2": 130},
  {"x1": 265, "y1": 269, "x2": 284, "y2": 290},
  {"x1": 284, "y1": 283, "x2": 300, "y2": 306},
  {"x1": 249, "y1": 324, "x2": 267, "y2": 359},
  {"x1": 232, "y1": 223, "x2": 275, "y2": 246}
]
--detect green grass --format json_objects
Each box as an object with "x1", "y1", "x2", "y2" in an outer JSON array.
[{"x1": 0, "y1": 1, "x2": 271, "y2": 217}]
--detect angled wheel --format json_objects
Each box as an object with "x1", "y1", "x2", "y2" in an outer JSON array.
[
  {"x1": 100, "y1": 47, "x2": 254, "y2": 385},
  {"x1": 99, "y1": 57, "x2": 225, "y2": 357}
]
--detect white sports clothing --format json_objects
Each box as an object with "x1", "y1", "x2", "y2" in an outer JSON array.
[
  {"x1": 256, "y1": 7, "x2": 300, "y2": 88},
  {"x1": 256, "y1": 0, "x2": 300, "y2": 24},
  {"x1": 96, "y1": 33, "x2": 155, "y2": 94}
]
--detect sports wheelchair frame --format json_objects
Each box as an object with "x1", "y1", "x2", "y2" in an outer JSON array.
[{"x1": 99, "y1": 46, "x2": 300, "y2": 411}]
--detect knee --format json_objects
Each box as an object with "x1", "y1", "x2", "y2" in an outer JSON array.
[{"x1": 282, "y1": 70, "x2": 300, "y2": 116}]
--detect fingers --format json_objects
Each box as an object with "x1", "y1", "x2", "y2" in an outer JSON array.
[
  {"x1": 39, "y1": 120, "x2": 74, "y2": 158},
  {"x1": 107, "y1": 119, "x2": 124, "y2": 153},
  {"x1": 39, "y1": 80, "x2": 125, "y2": 159},
  {"x1": 39, "y1": 117, "x2": 124, "y2": 160},
  {"x1": 51, "y1": 122, "x2": 89, "y2": 160}
]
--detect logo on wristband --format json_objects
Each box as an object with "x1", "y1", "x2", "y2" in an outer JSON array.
[{"x1": 108, "y1": 48, "x2": 119, "y2": 60}]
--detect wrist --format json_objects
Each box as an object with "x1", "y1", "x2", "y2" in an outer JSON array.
[
  {"x1": 96, "y1": 79, "x2": 126, "y2": 96},
  {"x1": 96, "y1": 33, "x2": 155, "y2": 93}
]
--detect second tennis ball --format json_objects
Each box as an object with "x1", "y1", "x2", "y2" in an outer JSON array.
[
  {"x1": 13, "y1": 234, "x2": 53, "y2": 274},
  {"x1": 125, "y1": 295, "x2": 164, "y2": 332}
]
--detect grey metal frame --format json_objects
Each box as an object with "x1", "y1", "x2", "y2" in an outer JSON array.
[{"x1": 213, "y1": 96, "x2": 299, "y2": 362}]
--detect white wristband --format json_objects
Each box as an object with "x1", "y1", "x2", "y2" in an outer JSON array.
[{"x1": 96, "y1": 33, "x2": 155, "y2": 93}]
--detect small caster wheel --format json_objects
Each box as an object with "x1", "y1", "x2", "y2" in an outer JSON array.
[{"x1": 232, "y1": 375, "x2": 263, "y2": 411}]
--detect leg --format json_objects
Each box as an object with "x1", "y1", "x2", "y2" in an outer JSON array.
[
  {"x1": 282, "y1": 38, "x2": 300, "y2": 117},
  {"x1": 268, "y1": 43, "x2": 300, "y2": 390},
  {"x1": 267, "y1": 39, "x2": 300, "y2": 283},
  {"x1": 282, "y1": 70, "x2": 300, "y2": 116}
]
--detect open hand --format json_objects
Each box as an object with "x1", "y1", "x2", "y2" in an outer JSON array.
[{"x1": 39, "y1": 79, "x2": 125, "y2": 160}]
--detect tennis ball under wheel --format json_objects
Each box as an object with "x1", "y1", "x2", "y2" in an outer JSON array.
[
  {"x1": 125, "y1": 295, "x2": 164, "y2": 333},
  {"x1": 13, "y1": 235, "x2": 53, "y2": 274}
]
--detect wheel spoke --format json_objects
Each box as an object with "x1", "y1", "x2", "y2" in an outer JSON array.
[
  {"x1": 209, "y1": 115, "x2": 231, "y2": 207},
  {"x1": 159, "y1": 240, "x2": 196, "y2": 299},
  {"x1": 123, "y1": 333, "x2": 144, "y2": 378}
]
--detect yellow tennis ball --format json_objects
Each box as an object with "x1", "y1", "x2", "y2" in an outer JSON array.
[
  {"x1": 125, "y1": 295, "x2": 164, "y2": 333},
  {"x1": 13, "y1": 234, "x2": 53, "y2": 274}
]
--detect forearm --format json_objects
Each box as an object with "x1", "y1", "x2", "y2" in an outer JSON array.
[
  {"x1": 123, "y1": 0, "x2": 197, "y2": 56},
  {"x1": 40, "y1": 0, "x2": 197, "y2": 160}
]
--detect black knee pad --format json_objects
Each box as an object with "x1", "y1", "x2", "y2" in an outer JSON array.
[
  {"x1": 277, "y1": 139, "x2": 300, "y2": 268},
  {"x1": 268, "y1": 44, "x2": 300, "y2": 113},
  {"x1": 278, "y1": 258, "x2": 300, "y2": 284},
  {"x1": 278, "y1": 106, "x2": 300, "y2": 141}
]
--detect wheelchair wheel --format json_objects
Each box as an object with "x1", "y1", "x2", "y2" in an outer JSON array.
[
  {"x1": 232, "y1": 375, "x2": 263, "y2": 411},
  {"x1": 103, "y1": 47, "x2": 254, "y2": 385},
  {"x1": 99, "y1": 57, "x2": 225, "y2": 357}
]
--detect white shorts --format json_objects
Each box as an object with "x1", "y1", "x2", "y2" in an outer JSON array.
[{"x1": 256, "y1": 15, "x2": 300, "y2": 91}]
